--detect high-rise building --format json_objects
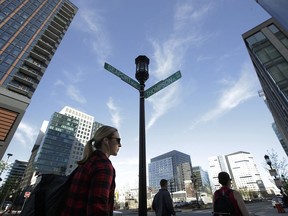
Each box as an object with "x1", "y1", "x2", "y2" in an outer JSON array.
[
  {"x1": 0, "y1": 0, "x2": 78, "y2": 159},
  {"x1": 208, "y1": 156, "x2": 230, "y2": 191},
  {"x1": 20, "y1": 121, "x2": 48, "y2": 190},
  {"x1": 255, "y1": 0, "x2": 288, "y2": 30},
  {"x1": 192, "y1": 166, "x2": 211, "y2": 194},
  {"x1": 148, "y1": 150, "x2": 192, "y2": 193},
  {"x1": 29, "y1": 106, "x2": 103, "y2": 179},
  {"x1": 34, "y1": 111, "x2": 79, "y2": 175},
  {"x1": 272, "y1": 123, "x2": 288, "y2": 156},
  {"x1": 242, "y1": 18, "x2": 288, "y2": 154},
  {"x1": 59, "y1": 106, "x2": 103, "y2": 174},
  {"x1": 0, "y1": 160, "x2": 28, "y2": 203},
  {"x1": 208, "y1": 151, "x2": 267, "y2": 199}
]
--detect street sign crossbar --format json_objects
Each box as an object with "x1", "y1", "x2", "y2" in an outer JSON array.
[
  {"x1": 104, "y1": 63, "x2": 140, "y2": 90},
  {"x1": 144, "y1": 71, "x2": 181, "y2": 98}
]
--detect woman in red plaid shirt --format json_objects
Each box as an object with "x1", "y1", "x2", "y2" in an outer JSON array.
[{"x1": 61, "y1": 125, "x2": 122, "y2": 216}]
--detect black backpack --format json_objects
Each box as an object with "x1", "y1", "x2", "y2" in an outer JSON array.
[
  {"x1": 213, "y1": 189, "x2": 234, "y2": 216},
  {"x1": 20, "y1": 168, "x2": 78, "y2": 216}
]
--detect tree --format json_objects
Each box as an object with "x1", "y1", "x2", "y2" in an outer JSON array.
[
  {"x1": 265, "y1": 149, "x2": 288, "y2": 178},
  {"x1": 265, "y1": 149, "x2": 288, "y2": 192},
  {"x1": 0, "y1": 160, "x2": 11, "y2": 181}
]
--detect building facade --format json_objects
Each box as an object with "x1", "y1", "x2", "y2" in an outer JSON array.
[
  {"x1": 59, "y1": 106, "x2": 103, "y2": 174},
  {"x1": 34, "y1": 111, "x2": 78, "y2": 175},
  {"x1": 255, "y1": 0, "x2": 288, "y2": 30},
  {"x1": 23, "y1": 106, "x2": 103, "y2": 184},
  {"x1": 0, "y1": 160, "x2": 28, "y2": 204},
  {"x1": 0, "y1": 0, "x2": 78, "y2": 159},
  {"x1": 242, "y1": 18, "x2": 288, "y2": 155},
  {"x1": 148, "y1": 150, "x2": 192, "y2": 193},
  {"x1": 19, "y1": 121, "x2": 48, "y2": 189}
]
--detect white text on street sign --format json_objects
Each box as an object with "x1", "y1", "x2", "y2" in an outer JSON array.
[
  {"x1": 104, "y1": 63, "x2": 140, "y2": 90},
  {"x1": 144, "y1": 71, "x2": 181, "y2": 98}
]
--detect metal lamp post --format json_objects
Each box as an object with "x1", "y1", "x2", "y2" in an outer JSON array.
[
  {"x1": 104, "y1": 56, "x2": 181, "y2": 216},
  {"x1": 264, "y1": 155, "x2": 272, "y2": 170},
  {"x1": 135, "y1": 55, "x2": 149, "y2": 216}
]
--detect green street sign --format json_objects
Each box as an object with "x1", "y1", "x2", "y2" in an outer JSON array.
[
  {"x1": 144, "y1": 71, "x2": 181, "y2": 98},
  {"x1": 104, "y1": 62, "x2": 140, "y2": 90}
]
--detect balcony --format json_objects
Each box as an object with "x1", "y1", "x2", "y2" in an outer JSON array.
[
  {"x1": 13, "y1": 73, "x2": 37, "y2": 88},
  {"x1": 30, "y1": 50, "x2": 49, "y2": 65},
  {"x1": 59, "y1": 8, "x2": 70, "y2": 20},
  {"x1": 57, "y1": 12, "x2": 69, "y2": 23},
  {"x1": 38, "y1": 38, "x2": 55, "y2": 51},
  {"x1": 63, "y1": 2, "x2": 77, "y2": 15},
  {"x1": 42, "y1": 34, "x2": 58, "y2": 48},
  {"x1": 51, "y1": 20, "x2": 65, "y2": 32},
  {"x1": 19, "y1": 66, "x2": 41, "y2": 80},
  {"x1": 45, "y1": 29, "x2": 59, "y2": 42},
  {"x1": 24, "y1": 58, "x2": 43, "y2": 71},
  {"x1": 54, "y1": 15, "x2": 67, "y2": 28},
  {"x1": 48, "y1": 25, "x2": 62, "y2": 37},
  {"x1": 34, "y1": 45, "x2": 52, "y2": 58},
  {"x1": 7, "y1": 82, "x2": 30, "y2": 97}
]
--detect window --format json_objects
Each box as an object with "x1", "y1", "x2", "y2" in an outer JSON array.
[
  {"x1": 246, "y1": 31, "x2": 266, "y2": 47},
  {"x1": 255, "y1": 44, "x2": 281, "y2": 64},
  {"x1": 4, "y1": 55, "x2": 14, "y2": 65},
  {"x1": 268, "y1": 24, "x2": 279, "y2": 34}
]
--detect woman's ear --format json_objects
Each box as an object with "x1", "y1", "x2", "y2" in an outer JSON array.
[{"x1": 103, "y1": 137, "x2": 109, "y2": 143}]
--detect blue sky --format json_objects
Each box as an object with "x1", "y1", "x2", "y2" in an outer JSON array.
[{"x1": 4, "y1": 0, "x2": 288, "y2": 189}]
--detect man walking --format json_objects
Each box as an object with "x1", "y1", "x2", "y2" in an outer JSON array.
[
  {"x1": 152, "y1": 179, "x2": 176, "y2": 216},
  {"x1": 213, "y1": 172, "x2": 250, "y2": 216}
]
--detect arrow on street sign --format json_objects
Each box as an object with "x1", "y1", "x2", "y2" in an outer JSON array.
[
  {"x1": 144, "y1": 71, "x2": 182, "y2": 98},
  {"x1": 104, "y1": 63, "x2": 140, "y2": 90}
]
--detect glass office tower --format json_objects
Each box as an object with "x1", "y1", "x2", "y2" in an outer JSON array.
[
  {"x1": 255, "y1": 0, "x2": 288, "y2": 30},
  {"x1": 0, "y1": 0, "x2": 78, "y2": 159},
  {"x1": 242, "y1": 18, "x2": 288, "y2": 154},
  {"x1": 148, "y1": 150, "x2": 192, "y2": 192},
  {"x1": 34, "y1": 112, "x2": 78, "y2": 175}
]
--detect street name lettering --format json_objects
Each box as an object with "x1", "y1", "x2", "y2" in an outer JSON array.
[
  {"x1": 144, "y1": 71, "x2": 182, "y2": 98},
  {"x1": 104, "y1": 63, "x2": 140, "y2": 90}
]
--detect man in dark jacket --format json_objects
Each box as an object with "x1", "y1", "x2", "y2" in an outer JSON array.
[{"x1": 152, "y1": 179, "x2": 176, "y2": 216}]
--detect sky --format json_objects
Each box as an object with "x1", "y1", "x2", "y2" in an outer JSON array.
[{"x1": 3, "y1": 0, "x2": 288, "y2": 190}]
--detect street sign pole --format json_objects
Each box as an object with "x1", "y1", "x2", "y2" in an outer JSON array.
[
  {"x1": 138, "y1": 82, "x2": 147, "y2": 215},
  {"x1": 104, "y1": 57, "x2": 181, "y2": 216}
]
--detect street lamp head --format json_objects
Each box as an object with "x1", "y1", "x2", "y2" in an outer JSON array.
[
  {"x1": 135, "y1": 55, "x2": 149, "y2": 84},
  {"x1": 7, "y1": 153, "x2": 13, "y2": 157},
  {"x1": 264, "y1": 154, "x2": 272, "y2": 166}
]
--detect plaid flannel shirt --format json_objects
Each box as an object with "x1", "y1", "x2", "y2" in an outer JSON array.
[{"x1": 61, "y1": 150, "x2": 115, "y2": 216}]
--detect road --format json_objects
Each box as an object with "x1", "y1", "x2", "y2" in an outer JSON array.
[
  {"x1": 116, "y1": 200, "x2": 288, "y2": 216},
  {"x1": 1, "y1": 200, "x2": 286, "y2": 216}
]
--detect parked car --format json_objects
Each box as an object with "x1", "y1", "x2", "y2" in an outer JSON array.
[
  {"x1": 1, "y1": 201, "x2": 12, "y2": 210},
  {"x1": 272, "y1": 196, "x2": 284, "y2": 208},
  {"x1": 113, "y1": 210, "x2": 123, "y2": 215}
]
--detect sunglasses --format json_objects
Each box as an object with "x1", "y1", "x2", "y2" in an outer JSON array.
[{"x1": 109, "y1": 137, "x2": 121, "y2": 144}]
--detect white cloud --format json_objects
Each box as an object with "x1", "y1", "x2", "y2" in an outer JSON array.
[
  {"x1": 53, "y1": 68, "x2": 87, "y2": 104},
  {"x1": 146, "y1": 1, "x2": 212, "y2": 129},
  {"x1": 174, "y1": 2, "x2": 212, "y2": 31},
  {"x1": 106, "y1": 97, "x2": 122, "y2": 129},
  {"x1": 13, "y1": 122, "x2": 38, "y2": 148},
  {"x1": 76, "y1": 8, "x2": 111, "y2": 65},
  {"x1": 66, "y1": 85, "x2": 87, "y2": 104},
  {"x1": 190, "y1": 62, "x2": 258, "y2": 129}
]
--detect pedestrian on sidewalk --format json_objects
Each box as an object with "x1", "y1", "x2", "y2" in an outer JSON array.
[
  {"x1": 213, "y1": 171, "x2": 250, "y2": 216},
  {"x1": 61, "y1": 125, "x2": 122, "y2": 216},
  {"x1": 152, "y1": 179, "x2": 176, "y2": 216}
]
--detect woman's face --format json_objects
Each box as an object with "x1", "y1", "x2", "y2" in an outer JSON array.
[{"x1": 108, "y1": 131, "x2": 122, "y2": 156}]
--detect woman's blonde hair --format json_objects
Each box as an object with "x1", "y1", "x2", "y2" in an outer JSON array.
[{"x1": 77, "y1": 125, "x2": 118, "y2": 165}]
